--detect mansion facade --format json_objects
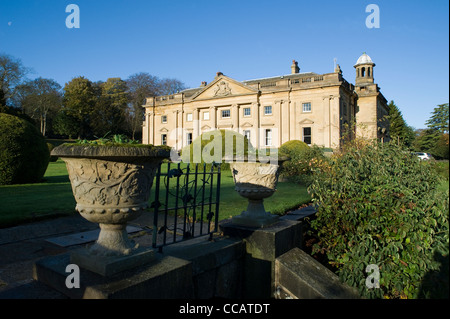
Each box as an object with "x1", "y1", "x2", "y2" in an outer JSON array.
[{"x1": 142, "y1": 53, "x2": 389, "y2": 150}]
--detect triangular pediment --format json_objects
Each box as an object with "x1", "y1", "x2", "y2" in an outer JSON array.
[
  {"x1": 241, "y1": 122, "x2": 253, "y2": 128},
  {"x1": 299, "y1": 118, "x2": 314, "y2": 125},
  {"x1": 201, "y1": 125, "x2": 212, "y2": 131},
  {"x1": 159, "y1": 127, "x2": 169, "y2": 133},
  {"x1": 191, "y1": 75, "x2": 257, "y2": 100}
]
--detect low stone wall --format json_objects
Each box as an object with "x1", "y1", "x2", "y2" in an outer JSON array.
[
  {"x1": 274, "y1": 248, "x2": 360, "y2": 299},
  {"x1": 33, "y1": 214, "x2": 361, "y2": 299}
]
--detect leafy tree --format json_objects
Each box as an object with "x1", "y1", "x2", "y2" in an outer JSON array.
[
  {"x1": 125, "y1": 73, "x2": 161, "y2": 140},
  {"x1": 159, "y1": 78, "x2": 187, "y2": 95},
  {"x1": 53, "y1": 110, "x2": 80, "y2": 139},
  {"x1": 426, "y1": 103, "x2": 449, "y2": 134},
  {"x1": 0, "y1": 53, "x2": 31, "y2": 104},
  {"x1": 387, "y1": 100, "x2": 415, "y2": 147},
  {"x1": 0, "y1": 88, "x2": 5, "y2": 107},
  {"x1": 414, "y1": 103, "x2": 449, "y2": 159},
  {"x1": 90, "y1": 78, "x2": 129, "y2": 137},
  {"x1": 14, "y1": 77, "x2": 62, "y2": 136},
  {"x1": 63, "y1": 76, "x2": 96, "y2": 139},
  {"x1": 125, "y1": 73, "x2": 187, "y2": 140}
]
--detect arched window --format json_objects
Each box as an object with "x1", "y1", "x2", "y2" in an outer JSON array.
[
  {"x1": 361, "y1": 67, "x2": 366, "y2": 77},
  {"x1": 368, "y1": 67, "x2": 371, "y2": 77},
  {"x1": 357, "y1": 68, "x2": 360, "y2": 77}
]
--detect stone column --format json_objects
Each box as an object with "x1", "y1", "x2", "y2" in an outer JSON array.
[
  {"x1": 210, "y1": 106, "x2": 217, "y2": 130},
  {"x1": 149, "y1": 112, "x2": 154, "y2": 145},
  {"x1": 232, "y1": 104, "x2": 239, "y2": 133},
  {"x1": 255, "y1": 102, "x2": 261, "y2": 149},
  {"x1": 193, "y1": 108, "x2": 199, "y2": 139},
  {"x1": 173, "y1": 110, "x2": 179, "y2": 150}
]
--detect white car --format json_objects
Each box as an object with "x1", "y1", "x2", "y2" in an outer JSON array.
[{"x1": 414, "y1": 152, "x2": 433, "y2": 160}]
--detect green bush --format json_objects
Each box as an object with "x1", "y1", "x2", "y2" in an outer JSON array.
[
  {"x1": 180, "y1": 129, "x2": 254, "y2": 170},
  {"x1": 279, "y1": 140, "x2": 327, "y2": 185},
  {"x1": 0, "y1": 113, "x2": 50, "y2": 185},
  {"x1": 308, "y1": 141, "x2": 449, "y2": 299}
]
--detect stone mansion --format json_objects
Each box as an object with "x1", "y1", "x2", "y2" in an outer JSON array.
[{"x1": 142, "y1": 53, "x2": 389, "y2": 150}]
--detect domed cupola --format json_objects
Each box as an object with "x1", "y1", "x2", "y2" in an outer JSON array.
[{"x1": 354, "y1": 52, "x2": 375, "y2": 85}]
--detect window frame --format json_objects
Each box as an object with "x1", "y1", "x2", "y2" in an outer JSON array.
[
  {"x1": 186, "y1": 113, "x2": 193, "y2": 122},
  {"x1": 243, "y1": 130, "x2": 251, "y2": 141},
  {"x1": 161, "y1": 115, "x2": 168, "y2": 123},
  {"x1": 302, "y1": 102, "x2": 312, "y2": 113},
  {"x1": 243, "y1": 107, "x2": 251, "y2": 117},
  {"x1": 303, "y1": 127, "x2": 312, "y2": 145},
  {"x1": 221, "y1": 109, "x2": 231, "y2": 119},
  {"x1": 161, "y1": 134, "x2": 167, "y2": 146},
  {"x1": 187, "y1": 132, "x2": 193, "y2": 145},
  {"x1": 264, "y1": 105, "x2": 272, "y2": 116},
  {"x1": 265, "y1": 129, "x2": 272, "y2": 146}
]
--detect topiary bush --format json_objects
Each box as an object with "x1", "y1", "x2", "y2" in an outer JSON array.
[
  {"x1": 180, "y1": 129, "x2": 254, "y2": 170},
  {"x1": 0, "y1": 113, "x2": 50, "y2": 185},
  {"x1": 308, "y1": 140, "x2": 449, "y2": 299},
  {"x1": 279, "y1": 140, "x2": 327, "y2": 185}
]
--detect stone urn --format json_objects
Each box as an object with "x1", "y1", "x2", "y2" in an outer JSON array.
[
  {"x1": 224, "y1": 155, "x2": 287, "y2": 228},
  {"x1": 51, "y1": 144, "x2": 171, "y2": 275}
]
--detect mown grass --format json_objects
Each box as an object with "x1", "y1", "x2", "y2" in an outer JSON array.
[{"x1": 0, "y1": 160, "x2": 310, "y2": 228}]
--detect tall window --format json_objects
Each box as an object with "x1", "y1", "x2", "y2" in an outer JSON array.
[
  {"x1": 264, "y1": 106, "x2": 272, "y2": 115},
  {"x1": 161, "y1": 115, "x2": 167, "y2": 123},
  {"x1": 161, "y1": 134, "x2": 167, "y2": 146},
  {"x1": 203, "y1": 111, "x2": 210, "y2": 120},
  {"x1": 186, "y1": 113, "x2": 193, "y2": 122},
  {"x1": 302, "y1": 102, "x2": 311, "y2": 113},
  {"x1": 187, "y1": 133, "x2": 193, "y2": 145},
  {"x1": 243, "y1": 107, "x2": 251, "y2": 117},
  {"x1": 303, "y1": 127, "x2": 312, "y2": 145},
  {"x1": 222, "y1": 109, "x2": 230, "y2": 118},
  {"x1": 265, "y1": 129, "x2": 272, "y2": 146}
]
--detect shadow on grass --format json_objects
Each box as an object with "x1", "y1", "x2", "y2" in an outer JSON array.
[{"x1": 41, "y1": 174, "x2": 71, "y2": 184}]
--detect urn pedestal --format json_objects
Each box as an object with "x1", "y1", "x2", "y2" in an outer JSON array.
[
  {"x1": 226, "y1": 156, "x2": 286, "y2": 228},
  {"x1": 51, "y1": 144, "x2": 171, "y2": 276}
]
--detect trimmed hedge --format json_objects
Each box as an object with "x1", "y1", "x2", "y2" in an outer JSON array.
[
  {"x1": 279, "y1": 140, "x2": 327, "y2": 185},
  {"x1": 0, "y1": 113, "x2": 50, "y2": 185},
  {"x1": 180, "y1": 129, "x2": 253, "y2": 169}
]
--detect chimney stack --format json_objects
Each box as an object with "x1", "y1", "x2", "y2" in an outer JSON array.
[
  {"x1": 291, "y1": 60, "x2": 300, "y2": 74},
  {"x1": 201, "y1": 81, "x2": 208, "y2": 87}
]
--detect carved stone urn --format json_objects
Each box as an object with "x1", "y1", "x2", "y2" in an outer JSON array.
[
  {"x1": 225, "y1": 156, "x2": 287, "y2": 228},
  {"x1": 51, "y1": 144, "x2": 170, "y2": 275}
]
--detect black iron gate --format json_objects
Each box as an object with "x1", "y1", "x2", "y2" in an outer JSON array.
[{"x1": 150, "y1": 162, "x2": 221, "y2": 252}]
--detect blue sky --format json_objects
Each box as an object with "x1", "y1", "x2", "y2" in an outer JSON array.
[{"x1": 0, "y1": 0, "x2": 448, "y2": 129}]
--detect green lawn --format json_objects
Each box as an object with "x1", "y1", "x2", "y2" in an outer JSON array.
[{"x1": 0, "y1": 160, "x2": 311, "y2": 228}]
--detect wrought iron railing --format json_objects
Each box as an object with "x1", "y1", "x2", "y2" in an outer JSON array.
[{"x1": 150, "y1": 162, "x2": 221, "y2": 252}]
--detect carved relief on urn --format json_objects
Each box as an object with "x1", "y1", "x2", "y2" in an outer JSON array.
[
  {"x1": 51, "y1": 144, "x2": 171, "y2": 263},
  {"x1": 225, "y1": 155, "x2": 287, "y2": 228}
]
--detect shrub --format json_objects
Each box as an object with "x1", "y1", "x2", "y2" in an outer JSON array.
[
  {"x1": 279, "y1": 140, "x2": 327, "y2": 185},
  {"x1": 180, "y1": 129, "x2": 254, "y2": 170},
  {"x1": 308, "y1": 141, "x2": 449, "y2": 298},
  {"x1": 0, "y1": 113, "x2": 50, "y2": 185}
]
